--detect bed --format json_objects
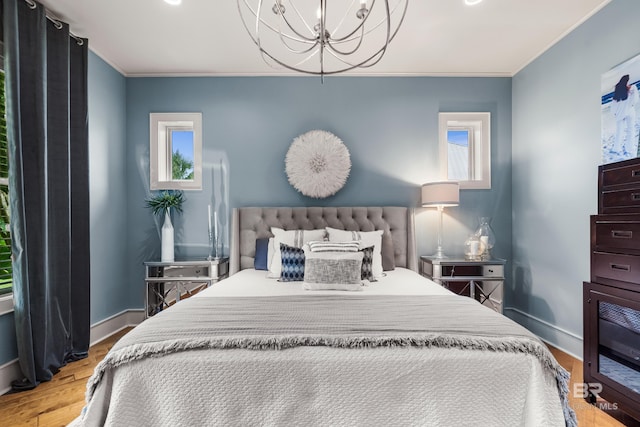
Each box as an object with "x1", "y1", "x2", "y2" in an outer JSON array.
[{"x1": 72, "y1": 206, "x2": 576, "y2": 427}]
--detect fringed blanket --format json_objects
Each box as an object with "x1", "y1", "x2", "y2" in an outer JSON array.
[{"x1": 79, "y1": 295, "x2": 576, "y2": 427}]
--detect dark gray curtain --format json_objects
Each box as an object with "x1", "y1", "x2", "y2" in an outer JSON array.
[{"x1": 3, "y1": 0, "x2": 90, "y2": 390}]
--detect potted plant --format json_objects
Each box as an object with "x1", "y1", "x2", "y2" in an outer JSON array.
[{"x1": 145, "y1": 190, "x2": 185, "y2": 262}]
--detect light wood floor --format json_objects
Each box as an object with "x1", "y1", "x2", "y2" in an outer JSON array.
[
  {"x1": 0, "y1": 329, "x2": 129, "y2": 427},
  {"x1": 547, "y1": 345, "x2": 640, "y2": 427},
  {"x1": 0, "y1": 331, "x2": 637, "y2": 426}
]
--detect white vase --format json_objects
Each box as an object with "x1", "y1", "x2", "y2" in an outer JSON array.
[{"x1": 161, "y1": 210, "x2": 174, "y2": 262}]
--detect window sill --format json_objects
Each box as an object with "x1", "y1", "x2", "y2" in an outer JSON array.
[{"x1": 0, "y1": 294, "x2": 13, "y2": 316}]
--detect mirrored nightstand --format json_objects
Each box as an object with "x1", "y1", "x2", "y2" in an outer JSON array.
[
  {"x1": 144, "y1": 258, "x2": 229, "y2": 318},
  {"x1": 420, "y1": 256, "x2": 505, "y2": 313}
]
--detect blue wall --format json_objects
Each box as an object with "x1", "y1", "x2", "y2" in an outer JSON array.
[
  {"x1": 88, "y1": 53, "x2": 129, "y2": 324},
  {"x1": 125, "y1": 76, "x2": 513, "y2": 308},
  {"x1": 512, "y1": 0, "x2": 640, "y2": 357}
]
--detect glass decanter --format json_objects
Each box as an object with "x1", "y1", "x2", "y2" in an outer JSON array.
[{"x1": 475, "y1": 217, "x2": 496, "y2": 260}]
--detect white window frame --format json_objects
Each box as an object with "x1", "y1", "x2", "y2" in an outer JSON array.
[
  {"x1": 150, "y1": 112, "x2": 203, "y2": 191},
  {"x1": 0, "y1": 294, "x2": 12, "y2": 316},
  {"x1": 438, "y1": 112, "x2": 491, "y2": 190}
]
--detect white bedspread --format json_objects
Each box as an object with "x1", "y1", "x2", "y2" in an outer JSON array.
[{"x1": 72, "y1": 269, "x2": 572, "y2": 427}]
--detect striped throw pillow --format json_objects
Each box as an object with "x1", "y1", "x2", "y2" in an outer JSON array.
[{"x1": 307, "y1": 241, "x2": 360, "y2": 253}]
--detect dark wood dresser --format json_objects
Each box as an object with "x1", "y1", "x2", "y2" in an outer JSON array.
[{"x1": 584, "y1": 157, "x2": 640, "y2": 422}]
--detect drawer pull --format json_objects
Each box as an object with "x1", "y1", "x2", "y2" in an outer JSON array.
[
  {"x1": 633, "y1": 170, "x2": 640, "y2": 177},
  {"x1": 610, "y1": 263, "x2": 630, "y2": 272},
  {"x1": 611, "y1": 230, "x2": 633, "y2": 239},
  {"x1": 632, "y1": 193, "x2": 640, "y2": 201}
]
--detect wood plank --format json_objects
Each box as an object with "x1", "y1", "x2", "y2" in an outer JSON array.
[{"x1": 37, "y1": 400, "x2": 85, "y2": 427}]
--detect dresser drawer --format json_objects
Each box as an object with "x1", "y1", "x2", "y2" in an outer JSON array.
[
  {"x1": 482, "y1": 264, "x2": 504, "y2": 277},
  {"x1": 600, "y1": 162, "x2": 640, "y2": 188},
  {"x1": 600, "y1": 187, "x2": 640, "y2": 214},
  {"x1": 593, "y1": 218, "x2": 640, "y2": 252},
  {"x1": 592, "y1": 252, "x2": 640, "y2": 285}
]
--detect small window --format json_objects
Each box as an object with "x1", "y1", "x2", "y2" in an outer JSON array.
[
  {"x1": 150, "y1": 112, "x2": 202, "y2": 190},
  {"x1": 439, "y1": 112, "x2": 491, "y2": 190}
]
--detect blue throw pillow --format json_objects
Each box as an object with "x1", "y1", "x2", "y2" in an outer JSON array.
[
  {"x1": 280, "y1": 243, "x2": 305, "y2": 282},
  {"x1": 254, "y1": 238, "x2": 269, "y2": 271}
]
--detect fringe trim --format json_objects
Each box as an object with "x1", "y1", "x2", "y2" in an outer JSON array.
[{"x1": 85, "y1": 333, "x2": 577, "y2": 427}]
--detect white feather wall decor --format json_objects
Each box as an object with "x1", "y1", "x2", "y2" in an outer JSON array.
[{"x1": 285, "y1": 130, "x2": 351, "y2": 198}]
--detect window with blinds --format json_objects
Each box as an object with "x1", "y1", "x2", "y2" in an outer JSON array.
[{"x1": 0, "y1": 65, "x2": 12, "y2": 296}]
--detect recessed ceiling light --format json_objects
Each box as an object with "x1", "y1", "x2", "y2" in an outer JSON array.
[
  {"x1": 465, "y1": 0, "x2": 483, "y2": 5},
  {"x1": 164, "y1": 0, "x2": 181, "y2": 5}
]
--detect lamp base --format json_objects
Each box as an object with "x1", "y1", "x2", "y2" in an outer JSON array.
[{"x1": 430, "y1": 247, "x2": 449, "y2": 259}]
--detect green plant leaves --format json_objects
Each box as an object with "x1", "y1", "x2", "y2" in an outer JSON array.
[{"x1": 145, "y1": 190, "x2": 185, "y2": 216}]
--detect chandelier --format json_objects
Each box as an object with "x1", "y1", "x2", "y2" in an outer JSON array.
[{"x1": 237, "y1": 0, "x2": 409, "y2": 80}]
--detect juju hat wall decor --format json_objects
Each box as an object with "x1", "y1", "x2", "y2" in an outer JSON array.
[{"x1": 285, "y1": 130, "x2": 351, "y2": 198}]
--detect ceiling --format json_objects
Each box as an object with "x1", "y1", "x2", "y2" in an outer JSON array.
[{"x1": 38, "y1": 0, "x2": 611, "y2": 78}]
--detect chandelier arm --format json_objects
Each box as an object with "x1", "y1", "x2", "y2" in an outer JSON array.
[
  {"x1": 277, "y1": 8, "x2": 318, "y2": 43},
  {"x1": 259, "y1": 45, "x2": 321, "y2": 70},
  {"x1": 285, "y1": 0, "x2": 316, "y2": 37},
  {"x1": 324, "y1": 1, "x2": 392, "y2": 70},
  {"x1": 334, "y1": 0, "x2": 392, "y2": 68},
  {"x1": 325, "y1": 25, "x2": 365, "y2": 57},
  {"x1": 328, "y1": 0, "x2": 396, "y2": 57},
  {"x1": 324, "y1": 42, "x2": 387, "y2": 70},
  {"x1": 272, "y1": 4, "x2": 319, "y2": 54},
  {"x1": 277, "y1": 27, "x2": 320, "y2": 54},
  {"x1": 330, "y1": 0, "x2": 359, "y2": 38},
  {"x1": 335, "y1": 0, "x2": 407, "y2": 46},
  {"x1": 330, "y1": 0, "x2": 405, "y2": 43},
  {"x1": 259, "y1": 47, "x2": 384, "y2": 75},
  {"x1": 239, "y1": 0, "x2": 316, "y2": 44},
  {"x1": 332, "y1": 0, "x2": 377, "y2": 43},
  {"x1": 237, "y1": 0, "x2": 264, "y2": 46},
  {"x1": 259, "y1": 47, "x2": 336, "y2": 75},
  {"x1": 291, "y1": 48, "x2": 322, "y2": 68}
]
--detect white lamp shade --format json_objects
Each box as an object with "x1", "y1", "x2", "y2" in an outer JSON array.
[{"x1": 421, "y1": 182, "x2": 460, "y2": 207}]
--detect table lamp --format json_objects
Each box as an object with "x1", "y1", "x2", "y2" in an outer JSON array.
[{"x1": 421, "y1": 181, "x2": 460, "y2": 259}]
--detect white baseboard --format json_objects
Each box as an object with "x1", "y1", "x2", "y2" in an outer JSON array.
[
  {"x1": 0, "y1": 309, "x2": 144, "y2": 395},
  {"x1": 0, "y1": 358, "x2": 21, "y2": 396},
  {"x1": 504, "y1": 307, "x2": 583, "y2": 360},
  {"x1": 89, "y1": 309, "x2": 145, "y2": 347}
]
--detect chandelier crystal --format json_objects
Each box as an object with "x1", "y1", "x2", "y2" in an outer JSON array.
[{"x1": 237, "y1": 0, "x2": 409, "y2": 79}]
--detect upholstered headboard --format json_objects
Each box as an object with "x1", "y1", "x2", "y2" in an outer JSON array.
[{"x1": 229, "y1": 206, "x2": 417, "y2": 275}]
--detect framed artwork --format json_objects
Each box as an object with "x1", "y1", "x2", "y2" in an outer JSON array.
[{"x1": 601, "y1": 53, "x2": 640, "y2": 164}]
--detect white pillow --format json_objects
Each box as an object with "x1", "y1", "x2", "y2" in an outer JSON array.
[
  {"x1": 267, "y1": 228, "x2": 326, "y2": 278},
  {"x1": 325, "y1": 227, "x2": 383, "y2": 278}
]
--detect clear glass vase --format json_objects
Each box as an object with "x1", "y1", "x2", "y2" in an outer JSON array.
[
  {"x1": 464, "y1": 234, "x2": 482, "y2": 260},
  {"x1": 475, "y1": 217, "x2": 496, "y2": 260}
]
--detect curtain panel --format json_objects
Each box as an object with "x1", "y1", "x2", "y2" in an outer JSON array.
[{"x1": 3, "y1": 0, "x2": 90, "y2": 390}]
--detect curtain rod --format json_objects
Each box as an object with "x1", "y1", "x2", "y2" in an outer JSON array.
[{"x1": 24, "y1": 0, "x2": 85, "y2": 46}]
